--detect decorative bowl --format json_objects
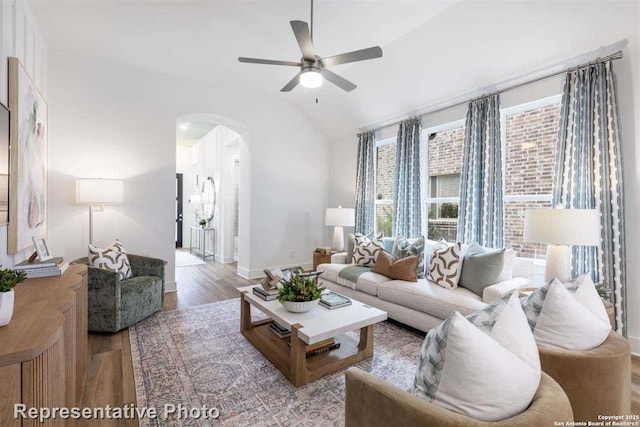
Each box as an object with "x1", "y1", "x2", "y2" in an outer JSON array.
[{"x1": 281, "y1": 299, "x2": 319, "y2": 313}]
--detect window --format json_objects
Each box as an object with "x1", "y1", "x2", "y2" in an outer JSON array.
[
  {"x1": 423, "y1": 122, "x2": 465, "y2": 241},
  {"x1": 375, "y1": 138, "x2": 396, "y2": 236},
  {"x1": 502, "y1": 95, "x2": 561, "y2": 259}
]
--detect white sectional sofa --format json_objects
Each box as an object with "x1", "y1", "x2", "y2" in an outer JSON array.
[{"x1": 317, "y1": 238, "x2": 535, "y2": 333}]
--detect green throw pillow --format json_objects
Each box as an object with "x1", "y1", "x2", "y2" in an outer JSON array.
[
  {"x1": 459, "y1": 245, "x2": 506, "y2": 297},
  {"x1": 392, "y1": 236, "x2": 426, "y2": 279}
]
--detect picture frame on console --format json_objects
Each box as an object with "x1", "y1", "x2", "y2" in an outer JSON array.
[
  {"x1": 7, "y1": 57, "x2": 48, "y2": 254},
  {"x1": 32, "y1": 236, "x2": 53, "y2": 261}
]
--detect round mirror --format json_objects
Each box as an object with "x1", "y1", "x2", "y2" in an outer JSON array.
[{"x1": 201, "y1": 176, "x2": 216, "y2": 221}]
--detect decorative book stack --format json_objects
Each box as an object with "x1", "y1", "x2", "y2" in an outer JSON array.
[
  {"x1": 253, "y1": 286, "x2": 279, "y2": 301},
  {"x1": 319, "y1": 291, "x2": 352, "y2": 310},
  {"x1": 286, "y1": 336, "x2": 341, "y2": 358},
  {"x1": 14, "y1": 257, "x2": 69, "y2": 279},
  {"x1": 269, "y1": 322, "x2": 291, "y2": 338}
]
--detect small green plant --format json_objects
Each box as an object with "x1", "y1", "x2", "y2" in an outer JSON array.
[
  {"x1": 199, "y1": 219, "x2": 207, "y2": 227},
  {"x1": 278, "y1": 273, "x2": 325, "y2": 303},
  {"x1": 0, "y1": 268, "x2": 27, "y2": 293}
]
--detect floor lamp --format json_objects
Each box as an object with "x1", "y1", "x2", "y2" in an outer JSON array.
[
  {"x1": 76, "y1": 178, "x2": 124, "y2": 245},
  {"x1": 325, "y1": 206, "x2": 355, "y2": 252},
  {"x1": 524, "y1": 207, "x2": 600, "y2": 283}
]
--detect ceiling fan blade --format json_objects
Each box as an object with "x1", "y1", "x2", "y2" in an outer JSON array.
[
  {"x1": 321, "y1": 46, "x2": 383, "y2": 67},
  {"x1": 321, "y1": 69, "x2": 357, "y2": 92},
  {"x1": 238, "y1": 57, "x2": 301, "y2": 67},
  {"x1": 290, "y1": 20, "x2": 315, "y2": 61},
  {"x1": 281, "y1": 73, "x2": 301, "y2": 92}
]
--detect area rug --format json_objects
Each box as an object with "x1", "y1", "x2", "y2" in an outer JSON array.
[
  {"x1": 129, "y1": 298, "x2": 424, "y2": 426},
  {"x1": 175, "y1": 250, "x2": 206, "y2": 267}
]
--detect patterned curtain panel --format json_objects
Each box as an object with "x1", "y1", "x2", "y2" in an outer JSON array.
[
  {"x1": 457, "y1": 94, "x2": 504, "y2": 248},
  {"x1": 355, "y1": 131, "x2": 377, "y2": 234},
  {"x1": 393, "y1": 118, "x2": 422, "y2": 237},
  {"x1": 553, "y1": 60, "x2": 626, "y2": 335}
]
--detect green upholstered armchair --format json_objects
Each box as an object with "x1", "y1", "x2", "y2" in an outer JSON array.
[{"x1": 72, "y1": 254, "x2": 166, "y2": 333}]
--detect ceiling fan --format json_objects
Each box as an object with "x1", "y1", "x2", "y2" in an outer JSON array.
[{"x1": 238, "y1": 0, "x2": 382, "y2": 92}]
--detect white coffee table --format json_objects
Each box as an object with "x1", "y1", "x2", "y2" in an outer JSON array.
[{"x1": 239, "y1": 285, "x2": 387, "y2": 387}]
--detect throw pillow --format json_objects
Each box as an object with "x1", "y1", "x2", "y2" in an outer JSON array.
[
  {"x1": 521, "y1": 274, "x2": 611, "y2": 350},
  {"x1": 88, "y1": 240, "x2": 133, "y2": 280},
  {"x1": 412, "y1": 296, "x2": 540, "y2": 421},
  {"x1": 427, "y1": 239, "x2": 463, "y2": 289},
  {"x1": 459, "y1": 246, "x2": 506, "y2": 297},
  {"x1": 496, "y1": 248, "x2": 517, "y2": 282},
  {"x1": 372, "y1": 251, "x2": 418, "y2": 282},
  {"x1": 346, "y1": 231, "x2": 375, "y2": 264},
  {"x1": 352, "y1": 232, "x2": 383, "y2": 267},
  {"x1": 391, "y1": 236, "x2": 426, "y2": 279}
]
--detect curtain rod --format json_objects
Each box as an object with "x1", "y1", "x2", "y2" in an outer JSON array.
[{"x1": 359, "y1": 48, "x2": 624, "y2": 135}]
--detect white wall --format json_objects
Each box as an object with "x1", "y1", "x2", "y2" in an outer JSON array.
[
  {"x1": 327, "y1": 4, "x2": 640, "y2": 352},
  {"x1": 47, "y1": 49, "x2": 330, "y2": 290},
  {"x1": 0, "y1": 0, "x2": 47, "y2": 267}
]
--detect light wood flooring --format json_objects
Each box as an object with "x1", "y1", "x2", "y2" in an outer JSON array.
[{"x1": 82, "y1": 255, "x2": 640, "y2": 425}]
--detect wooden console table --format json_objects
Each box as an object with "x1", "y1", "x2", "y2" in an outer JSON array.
[{"x1": 0, "y1": 264, "x2": 88, "y2": 426}]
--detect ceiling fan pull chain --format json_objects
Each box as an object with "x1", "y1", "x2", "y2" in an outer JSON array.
[{"x1": 310, "y1": 0, "x2": 314, "y2": 42}]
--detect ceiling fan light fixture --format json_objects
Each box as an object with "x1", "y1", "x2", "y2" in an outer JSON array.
[{"x1": 299, "y1": 68, "x2": 323, "y2": 88}]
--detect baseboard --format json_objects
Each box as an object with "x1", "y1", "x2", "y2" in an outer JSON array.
[
  {"x1": 215, "y1": 254, "x2": 235, "y2": 264},
  {"x1": 164, "y1": 281, "x2": 177, "y2": 292},
  {"x1": 238, "y1": 262, "x2": 314, "y2": 280},
  {"x1": 629, "y1": 334, "x2": 640, "y2": 356}
]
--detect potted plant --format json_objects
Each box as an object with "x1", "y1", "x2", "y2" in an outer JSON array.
[
  {"x1": 199, "y1": 219, "x2": 208, "y2": 228},
  {"x1": 0, "y1": 268, "x2": 27, "y2": 327},
  {"x1": 278, "y1": 273, "x2": 324, "y2": 313}
]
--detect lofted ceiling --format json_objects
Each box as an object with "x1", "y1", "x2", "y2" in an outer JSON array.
[{"x1": 29, "y1": 1, "x2": 639, "y2": 141}]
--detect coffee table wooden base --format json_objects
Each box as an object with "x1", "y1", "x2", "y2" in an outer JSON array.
[{"x1": 240, "y1": 292, "x2": 374, "y2": 387}]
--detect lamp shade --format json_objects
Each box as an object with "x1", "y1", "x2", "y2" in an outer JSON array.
[
  {"x1": 325, "y1": 207, "x2": 355, "y2": 227},
  {"x1": 76, "y1": 178, "x2": 124, "y2": 204},
  {"x1": 524, "y1": 208, "x2": 600, "y2": 246}
]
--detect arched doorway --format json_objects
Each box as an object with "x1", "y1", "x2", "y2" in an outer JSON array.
[{"x1": 175, "y1": 113, "x2": 250, "y2": 276}]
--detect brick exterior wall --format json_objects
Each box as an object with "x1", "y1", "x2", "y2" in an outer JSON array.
[
  {"x1": 504, "y1": 103, "x2": 560, "y2": 258},
  {"x1": 373, "y1": 104, "x2": 559, "y2": 253},
  {"x1": 428, "y1": 127, "x2": 464, "y2": 177},
  {"x1": 376, "y1": 143, "x2": 395, "y2": 200}
]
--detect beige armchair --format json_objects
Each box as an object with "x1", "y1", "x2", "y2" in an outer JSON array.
[
  {"x1": 344, "y1": 368, "x2": 573, "y2": 427},
  {"x1": 539, "y1": 332, "x2": 631, "y2": 422}
]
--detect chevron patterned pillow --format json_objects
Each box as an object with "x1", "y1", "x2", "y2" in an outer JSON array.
[
  {"x1": 413, "y1": 292, "x2": 540, "y2": 421},
  {"x1": 88, "y1": 240, "x2": 133, "y2": 280}
]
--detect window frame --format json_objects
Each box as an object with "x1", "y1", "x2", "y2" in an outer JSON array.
[
  {"x1": 374, "y1": 136, "x2": 396, "y2": 235},
  {"x1": 421, "y1": 119, "x2": 466, "y2": 239}
]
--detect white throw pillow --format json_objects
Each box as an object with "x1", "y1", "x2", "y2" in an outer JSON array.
[
  {"x1": 413, "y1": 294, "x2": 540, "y2": 422},
  {"x1": 88, "y1": 240, "x2": 133, "y2": 280},
  {"x1": 427, "y1": 240, "x2": 463, "y2": 289},
  {"x1": 521, "y1": 274, "x2": 611, "y2": 350},
  {"x1": 352, "y1": 232, "x2": 383, "y2": 267}
]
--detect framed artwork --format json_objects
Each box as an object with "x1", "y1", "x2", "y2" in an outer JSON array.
[
  {"x1": 8, "y1": 57, "x2": 48, "y2": 254},
  {"x1": 32, "y1": 236, "x2": 53, "y2": 261}
]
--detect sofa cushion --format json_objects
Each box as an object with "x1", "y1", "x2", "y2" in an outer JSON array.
[
  {"x1": 317, "y1": 263, "x2": 390, "y2": 296},
  {"x1": 355, "y1": 271, "x2": 393, "y2": 296},
  {"x1": 378, "y1": 279, "x2": 485, "y2": 319},
  {"x1": 392, "y1": 236, "x2": 426, "y2": 279},
  {"x1": 353, "y1": 233, "x2": 384, "y2": 267},
  {"x1": 427, "y1": 240, "x2": 463, "y2": 289},
  {"x1": 459, "y1": 246, "x2": 505, "y2": 297},
  {"x1": 372, "y1": 251, "x2": 419, "y2": 282}
]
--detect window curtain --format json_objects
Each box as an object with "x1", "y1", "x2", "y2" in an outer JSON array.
[
  {"x1": 355, "y1": 131, "x2": 376, "y2": 234},
  {"x1": 393, "y1": 118, "x2": 422, "y2": 237},
  {"x1": 553, "y1": 60, "x2": 626, "y2": 335},
  {"x1": 457, "y1": 94, "x2": 504, "y2": 247}
]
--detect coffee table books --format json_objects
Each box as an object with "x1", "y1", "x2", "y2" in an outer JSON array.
[
  {"x1": 319, "y1": 291, "x2": 352, "y2": 309},
  {"x1": 239, "y1": 285, "x2": 387, "y2": 386}
]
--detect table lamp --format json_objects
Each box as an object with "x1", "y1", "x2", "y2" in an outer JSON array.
[
  {"x1": 524, "y1": 207, "x2": 600, "y2": 282},
  {"x1": 325, "y1": 206, "x2": 355, "y2": 252},
  {"x1": 76, "y1": 178, "x2": 124, "y2": 245}
]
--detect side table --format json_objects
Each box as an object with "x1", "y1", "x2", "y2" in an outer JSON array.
[{"x1": 313, "y1": 251, "x2": 332, "y2": 271}]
